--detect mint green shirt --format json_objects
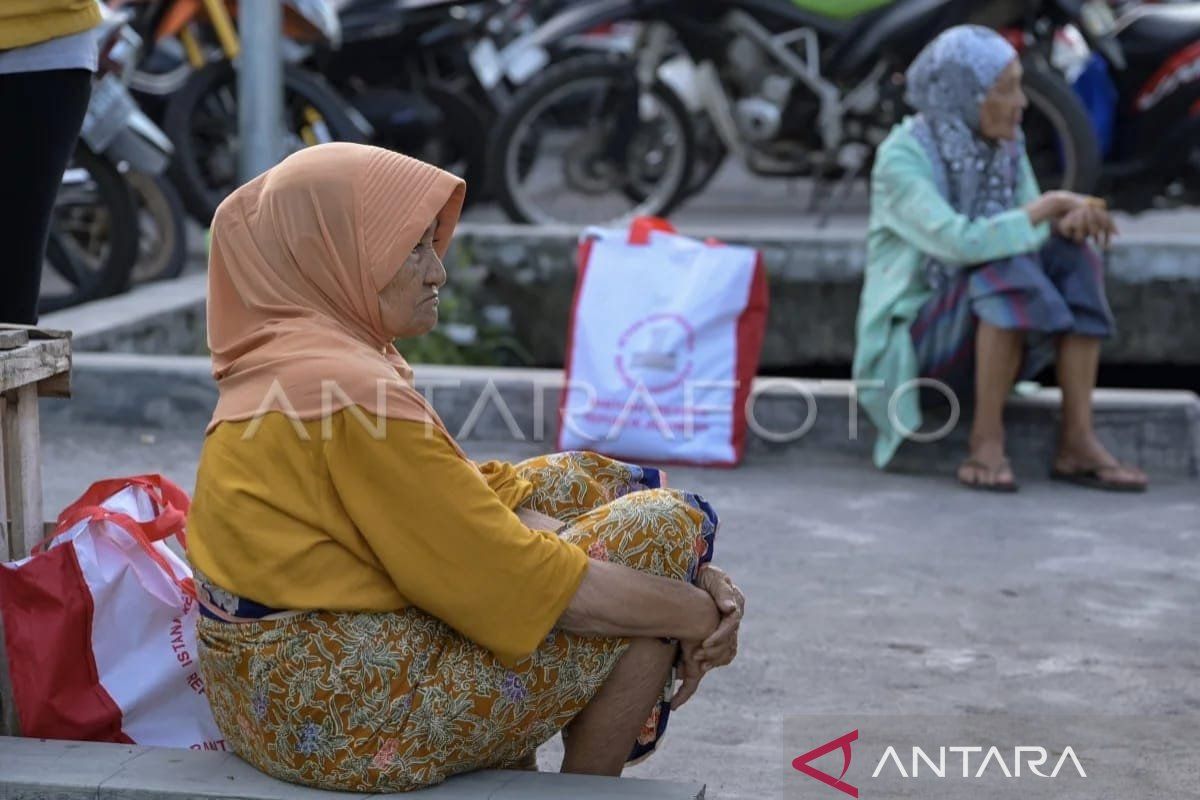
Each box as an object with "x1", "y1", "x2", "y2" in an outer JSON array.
[{"x1": 853, "y1": 118, "x2": 1050, "y2": 468}]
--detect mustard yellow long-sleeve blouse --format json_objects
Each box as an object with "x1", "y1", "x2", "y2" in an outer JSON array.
[{"x1": 186, "y1": 410, "x2": 588, "y2": 666}]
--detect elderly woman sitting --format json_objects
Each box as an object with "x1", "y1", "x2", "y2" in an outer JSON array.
[
  {"x1": 854, "y1": 25, "x2": 1147, "y2": 492},
  {"x1": 186, "y1": 144, "x2": 744, "y2": 792}
]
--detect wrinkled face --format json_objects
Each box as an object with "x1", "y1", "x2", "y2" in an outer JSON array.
[
  {"x1": 979, "y1": 59, "x2": 1027, "y2": 141},
  {"x1": 378, "y1": 221, "x2": 446, "y2": 339}
]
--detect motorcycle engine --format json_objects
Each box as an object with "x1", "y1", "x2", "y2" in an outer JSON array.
[{"x1": 725, "y1": 34, "x2": 820, "y2": 146}]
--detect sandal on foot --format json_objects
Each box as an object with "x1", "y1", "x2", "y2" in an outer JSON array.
[
  {"x1": 958, "y1": 458, "x2": 1019, "y2": 493},
  {"x1": 1050, "y1": 462, "x2": 1147, "y2": 493}
]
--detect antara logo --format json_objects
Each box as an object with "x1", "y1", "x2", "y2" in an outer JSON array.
[
  {"x1": 792, "y1": 730, "x2": 860, "y2": 798},
  {"x1": 792, "y1": 730, "x2": 1087, "y2": 797}
]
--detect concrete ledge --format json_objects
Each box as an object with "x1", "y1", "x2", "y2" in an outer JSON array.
[
  {"x1": 38, "y1": 226, "x2": 1200, "y2": 367},
  {"x1": 40, "y1": 273, "x2": 208, "y2": 355},
  {"x1": 446, "y1": 224, "x2": 1200, "y2": 367},
  {"x1": 0, "y1": 737, "x2": 705, "y2": 799},
  {"x1": 43, "y1": 355, "x2": 1200, "y2": 478}
]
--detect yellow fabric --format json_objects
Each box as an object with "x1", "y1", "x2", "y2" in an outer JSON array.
[
  {"x1": 186, "y1": 410, "x2": 588, "y2": 666},
  {"x1": 474, "y1": 460, "x2": 535, "y2": 509},
  {"x1": 196, "y1": 452, "x2": 710, "y2": 792},
  {"x1": 0, "y1": 0, "x2": 100, "y2": 50}
]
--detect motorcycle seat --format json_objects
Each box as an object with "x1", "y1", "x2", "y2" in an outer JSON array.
[{"x1": 1116, "y1": 5, "x2": 1200, "y2": 67}]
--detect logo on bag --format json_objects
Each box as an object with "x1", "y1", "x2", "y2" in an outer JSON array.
[{"x1": 614, "y1": 313, "x2": 695, "y2": 393}]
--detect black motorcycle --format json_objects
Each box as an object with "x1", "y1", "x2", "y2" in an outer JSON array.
[
  {"x1": 1085, "y1": 3, "x2": 1200, "y2": 211},
  {"x1": 311, "y1": 0, "x2": 544, "y2": 200},
  {"x1": 488, "y1": 0, "x2": 1117, "y2": 225}
]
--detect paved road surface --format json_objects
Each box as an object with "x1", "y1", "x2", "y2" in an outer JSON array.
[{"x1": 41, "y1": 420, "x2": 1200, "y2": 799}]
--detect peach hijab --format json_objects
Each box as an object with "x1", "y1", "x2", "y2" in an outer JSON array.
[{"x1": 205, "y1": 143, "x2": 466, "y2": 440}]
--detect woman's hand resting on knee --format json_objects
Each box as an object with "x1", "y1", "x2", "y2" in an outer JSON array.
[
  {"x1": 1055, "y1": 201, "x2": 1117, "y2": 248},
  {"x1": 1025, "y1": 191, "x2": 1118, "y2": 248},
  {"x1": 672, "y1": 565, "x2": 745, "y2": 709}
]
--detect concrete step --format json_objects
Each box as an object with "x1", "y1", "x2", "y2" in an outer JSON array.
[
  {"x1": 40, "y1": 272, "x2": 208, "y2": 356},
  {"x1": 39, "y1": 224, "x2": 1200, "y2": 368},
  {"x1": 0, "y1": 737, "x2": 705, "y2": 799},
  {"x1": 44, "y1": 355, "x2": 1200, "y2": 478},
  {"x1": 445, "y1": 223, "x2": 1200, "y2": 368}
]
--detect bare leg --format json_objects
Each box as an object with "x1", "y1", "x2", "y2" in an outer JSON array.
[
  {"x1": 1054, "y1": 334, "x2": 1147, "y2": 486},
  {"x1": 561, "y1": 637, "x2": 675, "y2": 776},
  {"x1": 959, "y1": 321, "x2": 1024, "y2": 488}
]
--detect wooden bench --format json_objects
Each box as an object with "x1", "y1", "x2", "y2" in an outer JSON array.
[
  {"x1": 0, "y1": 324, "x2": 71, "y2": 739},
  {"x1": 0, "y1": 325, "x2": 71, "y2": 560}
]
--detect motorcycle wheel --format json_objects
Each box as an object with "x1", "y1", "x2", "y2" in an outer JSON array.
[
  {"x1": 165, "y1": 61, "x2": 366, "y2": 224},
  {"x1": 625, "y1": 111, "x2": 726, "y2": 203},
  {"x1": 488, "y1": 55, "x2": 694, "y2": 226},
  {"x1": 128, "y1": 171, "x2": 188, "y2": 283},
  {"x1": 39, "y1": 146, "x2": 139, "y2": 314},
  {"x1": 419, "y1": 83, "x2": 492, "y2": 205},
  {"x1": 1021, "y1": 57, "x2": 1101, "y2": 194}
]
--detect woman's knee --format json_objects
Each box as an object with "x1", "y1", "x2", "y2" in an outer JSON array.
[
  {"x1": 589, "y1": 489, "x2": 707, "y2": 583},
  {"x1": 1042, "y1": 237, "x2": 1106, "y2": 285}
]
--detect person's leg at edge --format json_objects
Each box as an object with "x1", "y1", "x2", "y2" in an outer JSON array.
[
  {"x1": 960, "y1": 320, "x2": 1024, "y2": 488},
  {"x1": 0, "y1": 69, "x2": 93, "y2": 324},
  {"x1": 552, "y1": 487, "x2": 712, "y2": 776},
  {"x1": 1053, "y1": 333, "x2": 1147, "y2": 487},
  {"x1": 560, "y1": 638, "x2": 676, "y2": 776}
]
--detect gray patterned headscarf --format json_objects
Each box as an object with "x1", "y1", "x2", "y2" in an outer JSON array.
[{"x1": 905, "y1": 25, "x2": 1023, "y2": 224}]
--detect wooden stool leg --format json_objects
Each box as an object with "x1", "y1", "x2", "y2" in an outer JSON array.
[{"x1": 2, "y1": 384, "x2": 42, "y2": 561}]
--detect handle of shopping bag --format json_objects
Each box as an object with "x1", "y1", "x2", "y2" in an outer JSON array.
[
  {"x1": 628, "y1": 216, "x2": 676, "y2": 245},
  {"x1": 51, "y1": 505, "x2": 195, "y2": 598},
  {"x1": 52, "y1": 475, "x2": 190, "y2": 549}
]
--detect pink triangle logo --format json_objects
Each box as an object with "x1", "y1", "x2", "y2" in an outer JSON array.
[{"x1": 792, "y1": 729, "x2": 859, "y2": 798}]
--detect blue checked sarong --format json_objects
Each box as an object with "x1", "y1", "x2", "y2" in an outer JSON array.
[{"x1": 910, "y1": 237, "x2": 1115, "y2": 400}]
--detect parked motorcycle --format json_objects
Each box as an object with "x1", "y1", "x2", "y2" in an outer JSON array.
[
  {"x1": 1057, "y1": 2, "x2": 1200, "y2": 211},
  {"x1": 488, "y1": 0, "x2": 1118, "y2": 226},
  {"x1": 42, "y1": 7, "x2": 178, "y2": 313},
  {"x1": 125, "y1": 0, "x2": 367, "y2": 223},
  {"x1": 308, "y1": 0, "x2": 570, "y2": 202}
]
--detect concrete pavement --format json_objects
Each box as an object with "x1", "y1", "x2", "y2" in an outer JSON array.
[{"x1": 38, "y1": 419, "x2": 1200, "y2": 799}]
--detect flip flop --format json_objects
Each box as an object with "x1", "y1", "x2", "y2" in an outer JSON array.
[
  {"x1": 1050, "y1": 463, "x2": 1148, "y2": 493},
  {"x1": 957, "y1": 458, "x2": 1019, "y2": 493}
]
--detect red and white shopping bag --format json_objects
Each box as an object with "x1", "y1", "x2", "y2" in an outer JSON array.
[
  {"x1": 0, "y1": 475, "x2": 223, "y2": 749},
  {"x1": 559, "y1": 217, "x2": 769, "y2": 466}
]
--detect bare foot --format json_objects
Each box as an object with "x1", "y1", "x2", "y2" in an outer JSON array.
[
  {"x1": 957, "y1": 438, "x2": 1018, "y2": 492},
  {"x1": 1055, "y1": 433, "x2": 1148, "y2": 490}
]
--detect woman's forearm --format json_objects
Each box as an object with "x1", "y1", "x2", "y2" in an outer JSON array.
[{"x1": 558, "y1": 560, "x2": 719, "y2": 641}]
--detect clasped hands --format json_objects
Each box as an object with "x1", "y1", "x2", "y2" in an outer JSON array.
[
  {"x1": 672, "y1": 564, "x2": 744, "y2": 709},
  {"x1": 1045, "y1": 190, "x2": 1118, "y2": 248}
]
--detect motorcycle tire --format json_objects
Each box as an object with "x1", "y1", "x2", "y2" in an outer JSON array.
[
  {"x1": 39, "y1": 145, "x2": 139, "y2": 314},
  {"x1": 128, "y1": 171, "x2": 188, "y2": 283},
  {"x1": 165, "y1": 61, "x2": 367, "y2": 225},
  {"x1": 487, "y1": 55, "x2": 695, "y2": 225},
  {"x1": 422, "y1": 83, "x2": 492, "y2": 206},
  {"x1": 625, "y1": 111, "x2": 725, "y2": 204},
  {"x1": 1021, "y1": 57, "x2": 1101, "y2": 195}
]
